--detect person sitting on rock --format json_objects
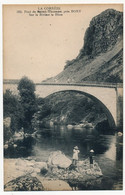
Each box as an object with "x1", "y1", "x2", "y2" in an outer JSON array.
[{"x1": 72, "y1": 146, "x2": 80, "y2": 166}]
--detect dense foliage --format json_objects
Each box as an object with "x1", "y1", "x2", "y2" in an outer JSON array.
[
  {"x1": 17, "y1": 77, "x2": 37, "y2": 132},
  {"x1": 32, "y1": 101, "x2": 51, "y2": 130},
  {"x1": 3, "y1": 89, "x2": 24, "y2": 132},
  {"x1": 3, "y1": 77, "x2": 40, "y2": 138}
]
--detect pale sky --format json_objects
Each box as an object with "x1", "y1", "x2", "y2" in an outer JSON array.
[{"x1": 3, "y1": 4, "x2": 123, "y2": 82}]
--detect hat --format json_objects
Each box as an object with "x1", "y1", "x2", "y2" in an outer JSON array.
[
  {"x1": 74, "y1": 146, "x2": 78, "y2": 150},
  {"x1": 90, "y1": 149, "x2": 94, "y2": 153}
]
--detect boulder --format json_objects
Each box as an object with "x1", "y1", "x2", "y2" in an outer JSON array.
[
  {"x1": 4, "y1": 144, "x2": 8, "y2": 149},
  {"x1": 48, "y1": 151, "x2": 72, "y2": 169},
  {"x1": 4, "y1": 174, "x2": 44, "y2": 191},
  {"x1": 67, "y1": 125, "x2": 74, "y2": 129},
  {"x1": 13, "y1": 132, "x2": 24, "y2": 141},
  {"x1": 4, "y1": 117, "x2": 11, "y2": 128}
]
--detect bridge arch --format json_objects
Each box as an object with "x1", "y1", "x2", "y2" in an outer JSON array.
[{"x1": 46, "y1": 89, "x2": 116, "y2": 129}]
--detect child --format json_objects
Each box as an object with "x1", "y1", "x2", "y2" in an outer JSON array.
[
  {"x1": 72, "y1": 146, "x2": 80, "y2": 166},
  {"x1": 89, "y1": 149, "x2": 94, "y2": 168}
]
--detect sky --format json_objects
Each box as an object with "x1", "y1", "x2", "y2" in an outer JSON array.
[{"x1": 3, "y1": 4, "x2": 123, "y2": 82}]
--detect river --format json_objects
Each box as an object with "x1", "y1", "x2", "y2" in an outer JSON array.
[{"x1": 4, "y1": 125, "x2": 123, "y2": 190}]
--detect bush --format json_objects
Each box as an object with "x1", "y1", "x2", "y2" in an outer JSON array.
[
  {"x1": 3, "y1": 89, "x2": 24, "y2": 133},
  {"x1": 40, "y1": 167, "x2": 48, "y2": 175},
  {"x1": 4, "y1": 126, "x2": 13, "y2": 143}
]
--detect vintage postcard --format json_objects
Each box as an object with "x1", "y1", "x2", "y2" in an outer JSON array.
[{"x1": 3, "y1": 3, "x2": 123, "y2": 192}]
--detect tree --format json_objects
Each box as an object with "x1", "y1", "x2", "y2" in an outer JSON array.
[
  {"x1": 3, "y1": 89, "x2": 24, "y2": 133},
  {"x1": 17, "y1": 76, "x2": 37, "y2": 132},
  {"x1": 32, "y1": 102, "x2": 51, "y2": 130}
]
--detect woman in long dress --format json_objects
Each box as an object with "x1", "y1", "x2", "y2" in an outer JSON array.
[{"x1": 72, "y1": 146, "x2": 80, "y2": 166}]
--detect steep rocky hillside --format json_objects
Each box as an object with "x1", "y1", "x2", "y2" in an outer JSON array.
[
  {"x1": 32, "y1": 91, "x2": 110, "y2": 130},
  {"x1": 45, "y1": 9, "x2": 123, "y2": 83}
]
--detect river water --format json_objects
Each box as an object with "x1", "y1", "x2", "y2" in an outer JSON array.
[{"x1": 5, "y1": 125, "x2": 123, "y2": 190}]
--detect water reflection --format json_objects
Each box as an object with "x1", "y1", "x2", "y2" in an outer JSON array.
[
  {"x1": 104, "y1": 135, "x2": 116, "y2": 161},
  {"x1": 31, "y1": 126, "x2": 114, "y2": 160},
  {"x1": 4, "y1": 126, "x2": 117, "y2": 159}
]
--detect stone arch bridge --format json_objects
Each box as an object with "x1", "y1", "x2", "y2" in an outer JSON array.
[{"x1": 35, "y1": 82, "x2": 123, "y2": 130}]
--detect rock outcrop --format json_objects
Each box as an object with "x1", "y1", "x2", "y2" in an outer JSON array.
[
  {"x1": 46, "y1": 151, "x2": 102, "y2": 183},
  {"x1": 4, "y1": 175, "x2": 44, "y2": 191},
  {"x1": 80, "y1": 9, "x2": 123, "y2": 57},
  {"x1": 45, "y1": 9, "x2": 123, "y2": 83}
]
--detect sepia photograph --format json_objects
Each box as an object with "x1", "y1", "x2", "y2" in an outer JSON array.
[{"x1": 2, "y1": 2, "x2": 123, "y2": 192}]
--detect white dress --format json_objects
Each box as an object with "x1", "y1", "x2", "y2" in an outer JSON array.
[{"x1": 73, "y1": 149, "x2": 80, "y2": 160}]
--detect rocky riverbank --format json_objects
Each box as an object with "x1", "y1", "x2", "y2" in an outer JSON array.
[{"x1": 4, "y1": 151, "x2": 103, "y2": 191}]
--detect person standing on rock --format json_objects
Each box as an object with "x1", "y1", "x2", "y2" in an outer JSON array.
[
  {"x1": 89, "y1": 149, "x2": 94, "y2": 168},
  {"x1": 72, "y1": 146, "x2": 80, "y2": 166}
]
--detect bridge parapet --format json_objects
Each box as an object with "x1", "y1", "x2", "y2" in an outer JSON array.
[
  {"x1": 3, "y1": 79, "x2": 123, "y2": 88},
  {"x1": 37, "y1": 82, "x2": 123, "y2": 88}
]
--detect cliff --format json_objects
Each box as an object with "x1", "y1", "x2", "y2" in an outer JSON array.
[{"x1": 45, "y1": 9, "x2": 123, "y2": 83}]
